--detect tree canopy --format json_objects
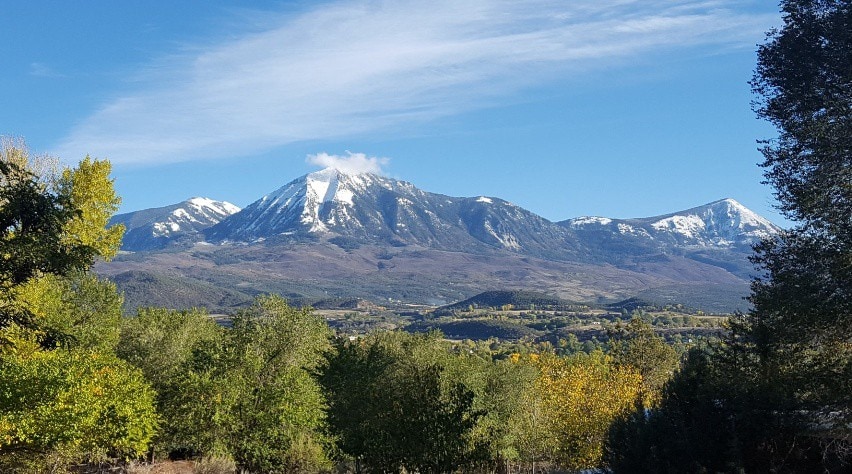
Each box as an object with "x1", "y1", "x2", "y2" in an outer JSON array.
[
  {"x1": 0, "y1": 141, "x2": 124, "y2": 340},
  {"x1": 746, "y1": 0, "x2": 851, "y2": 447},
  {"x1": 0, "y1": 140, "x2": 157, "y2": 471}
]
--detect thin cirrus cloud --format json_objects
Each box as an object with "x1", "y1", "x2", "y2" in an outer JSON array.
[
  {"x1": 30, "y1": 62, "x2": 65, "y2": 78},
  {"x1": 53, "y1": 0, "x2": 774, "y2": 165}
]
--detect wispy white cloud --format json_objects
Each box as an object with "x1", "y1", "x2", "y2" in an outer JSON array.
[
  {"x1": 54, "y1": 0, "x2": 774, "y2": 165},
  {"x1": 307, "y1": 151, "x2": 388, "y2": 175},
  {"x1": 29, "y1": 62, "x2": 65, "y2": 78}
]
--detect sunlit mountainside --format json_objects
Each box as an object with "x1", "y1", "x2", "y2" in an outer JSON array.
[{"x1": 101, "y1": 168, "x2": 778, "y2": 313}]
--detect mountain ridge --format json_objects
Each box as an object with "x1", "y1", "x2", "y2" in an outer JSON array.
[
  {"x1": 562, "y1": 197, "x2": 778, "y2": 249},
  {"x1": 204, "y1": 168, "x2": 575, "y2": 255},
  {"x1": 101, "y1": 168, "x2": 777, "y2": 312},
  {"x1": 115, "y1": 168, "x2": 777, "y2": 261}
]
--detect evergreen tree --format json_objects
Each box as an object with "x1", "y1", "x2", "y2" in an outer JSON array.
[
  {"x1": 743, "y1": 0, "x2": 851, "y2": 458},
  {"x1": 607, "y1": 2, "x2": 851, "y2": 471}
]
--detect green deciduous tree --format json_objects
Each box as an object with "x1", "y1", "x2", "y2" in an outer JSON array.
[
  {"x1": 120, "y1": 296, "x2": 332, "y2": 472},
  {"x1": 0, "y1": 349, "x2": 158, "y2": 471},
  {"x1": 462, "y1": 357, "x2": 538, "y2": 471},
  {"x1": 13, "y1": 272, "x2": 123, "y2": 352},
  {"x1": 117, "y1": 307, "x2": 223, "y2": 456},
  {"x1": 57, "y1": 156, "x2": 124, "y2": 261},
  {"x1": 118, "y1": 307, "x2": 221, "y2": 392},
  {"x1": 607, "y1": 318, "x2": 679, "y2": 407},
  {"x1": 0, "y1": 139, "x2": 157, "y2": 472},
  {"x1": 0, "y1": 141, "x2": 124, "y2": 341},
  {"x1": 0, "y1": 160, "x2": 83, "y2": 290},
  {"x1": 223, "y1": 295, "x2": 332, "y2": 473},
  {"x1": 319, "y1": 331, "x2": 489, "y2": 473}
]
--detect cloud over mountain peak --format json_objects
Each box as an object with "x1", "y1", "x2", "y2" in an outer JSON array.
[{"x1": 306, "y1": 151, "x2": 388, "y2": 176}]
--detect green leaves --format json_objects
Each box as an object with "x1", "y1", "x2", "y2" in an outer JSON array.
[
  {"x1": 0, "y1": 142, "x2": 125, "y2": 349},
  {"x1": 319, "y1": 331, "x2": 490, "y2": 473},
  {"x1": 118, "y1": 296, "x2": 333, "y2": 472},
  {"x1": 0, "y1": 349, "x2": 158, "y2": 469},
  {"x1": 0, "y1": 159, "x2": 84, "y2": 288},
  {"x1": 752, "y1": 0, "x2": 852, "y2": 233},
  {"x1": 607, "y1": 318, "x2": 679, "y2": 407},
  {"x1": 0, "y1": 148, "x2": 123, "y2": 290},
  {"x1": 223, "y1": 296, "x2": 332, "y2": 472},
  {"x1": 747, "y1": 0, "x2": 852, "y2": 461},
  {"x1": 14, "y1": 272, "x2": 123, "y2": 352}
]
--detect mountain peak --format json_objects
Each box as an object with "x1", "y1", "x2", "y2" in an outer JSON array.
[
  {"x1": 111, "y1": 197, "x2": 241, "y2": 251},
  {"x1": 642, "y1": 198, "x2": 778, "y2": 246},
  {"x1": 311, "y1": 166, "x2": 377, "y2": 177},
  {"x1": 563, "y1": 198, "x2": 779, "y2": 249},
  {"x1": 704, "y1": 197, "x2": 755, "y2": 215},
  {"x1": 213, "y1": 169, "x2": 400, "y2": 240}
]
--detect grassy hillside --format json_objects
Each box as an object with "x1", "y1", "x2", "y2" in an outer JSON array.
[{"x1": 435, "y1": 290, "x2": 584, "y2": 315}]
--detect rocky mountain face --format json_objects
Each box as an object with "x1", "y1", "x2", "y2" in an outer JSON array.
[
  {"x1": 100, "y1": 168, "x2": 781, "y2": 312},
  {"x1": 205, "y1": 168, "x2": 581, "y2": 260},
  {"x1": 560, "y1": 198, "x2": 781, "y2": 278},
  {"x1": 110, "y1": 197, "x2": 240, "y2": 251},
  {"x1": 563, "y1": 198, "x2": 779, "y2": 250}
]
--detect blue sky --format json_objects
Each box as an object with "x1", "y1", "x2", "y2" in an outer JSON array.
[{"x1": 2, "y1": 1, "x2": 785, "y2": 223}]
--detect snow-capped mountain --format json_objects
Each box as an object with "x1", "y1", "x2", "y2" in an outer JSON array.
[
  {"x1": 111, "y1": 197, "x2": 241, "y2": 251},
  {"x1": 563, "y1": 198, "x2": 780, "y2": 249},
  {"x1": 116, "y1": 169, "x2": 780, "y2": 266},
  {"x1": 108, "y1": 168, "x2": 782, "y2": 273},
  {"x1": 101, "y1": 172, "x2": 783, "y2": 312},
  {"x1": 206, "y1": 168, "x2": 579, "y2": 259}
]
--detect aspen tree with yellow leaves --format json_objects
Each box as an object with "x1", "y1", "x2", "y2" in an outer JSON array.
[{"x1": 512, "y1": 351, "x2": 642, "y2": 472}]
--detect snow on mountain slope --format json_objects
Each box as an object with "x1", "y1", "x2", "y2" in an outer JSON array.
[
  {"x1": 150, "y1": 197, "x2": 240, "y2": 237},
  {"x1": 640, "y1": 198, "x2": 779, "y2": 246},
  {"x1": 206, "y1": 167, "x2": 579, "y2": 259},
  {"x1": 208, "y1": 168, "x2": 434, "y2": 241},
  {"x1": 110, "y1": 197, "x2": 241, "y2": 251},
  {"x1": 564, "y1": 198, "x2": 780, "y2": 248},
  {"x1": 115, "y1": 164, "x2": 780, "y2": 278}
]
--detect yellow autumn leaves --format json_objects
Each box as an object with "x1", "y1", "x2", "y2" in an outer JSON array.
[
  {"x1": 57, "y1": 157, "x2": 124, "y2": 262},
  {"x1": 512, "y1": 351, "x2": 642, "y2": 471}
]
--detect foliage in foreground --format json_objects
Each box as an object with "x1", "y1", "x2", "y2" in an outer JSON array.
[
  {"x1": 319, "y1": 331, "x2": 644, "y2": 473},
  {"x1": 515, "y1": 352, "x2": 641, "y2": 471},
  {"x1": 0, "y1": 141, "x2": 156, "y2": 472},
  {"x1": 319, "y1": 331, "x2": 490, "y2": 473},
  {"x1": 118, "y1": 296, "x2": 333, "y2": 473},
  {"x1": 0, "y1": 348, "x2": 157, "y2": 472}
]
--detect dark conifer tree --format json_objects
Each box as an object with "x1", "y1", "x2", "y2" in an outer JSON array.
[
  {"x1": 744, "y1": 0, "x2": 851, "y2": 454},
  {"x1": 607, "y1": 2, "x2": 851, "y2": 471}
]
